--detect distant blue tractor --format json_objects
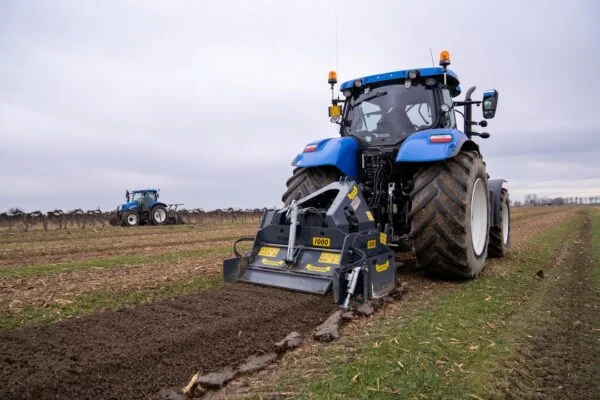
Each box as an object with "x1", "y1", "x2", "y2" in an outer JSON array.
[
  {"x1": 117, "y1": 189, "x2": 168, "y2": 226},
  {"x1": 224, "y1": 51, "x2": 511, "y2": 307}
]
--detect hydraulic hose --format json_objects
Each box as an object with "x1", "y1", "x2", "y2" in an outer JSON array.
[{"x1": 233, "y1": 237, "x2": 255, "y2": 258}]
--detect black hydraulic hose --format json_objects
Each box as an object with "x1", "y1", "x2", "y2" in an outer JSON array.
[{"x1": 233, "y1": 237, "x2": 254, "y2": 258}]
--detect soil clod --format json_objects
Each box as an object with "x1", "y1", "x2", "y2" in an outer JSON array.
[
  {"x1": 314, "y1": 311, "x2": 342, "y2": 342},
  {"x1": 237, "y1": 352, "x2": 277, "y2": 374},
  {"x1": 355, "y1": 302, "x2": 374, "y2": 316},
  {"x1": 196, "y1": 368, "x2": 236, "y2": 389},
  {"x1": 274, "y1": 332, "x2": 302, "y2": 353}
]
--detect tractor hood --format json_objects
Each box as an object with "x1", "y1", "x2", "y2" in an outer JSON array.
[{"x1": 118, "y1": 202, "x2": 138, "y2": 212}]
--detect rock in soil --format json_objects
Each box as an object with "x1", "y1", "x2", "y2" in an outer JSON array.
[
  {"x1": 274, "y1": 332, "x2": 302, "y2": 352},
  {"x1": 355, "y1": 302, "x2": 374, "y2": 316},
  {"x1": 341, "y1": 311, "x2": 354, "y2": 321},
  {"x1": 196, "y1": 368, "x2": 236, "y2": 389},
  {"x1": 314, "y1": 311, "x2": 342, "y2": 342},
  {"x1": 237, "y1": 352, "x2": 277, "y2": 374}
]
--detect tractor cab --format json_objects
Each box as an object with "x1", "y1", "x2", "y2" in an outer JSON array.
[
  {"x1": 128, "y1": 190, "x2": 158, "y2": 207},
  {"x1": 328, "y1": 51, "x2": 498, "y2": 147}
]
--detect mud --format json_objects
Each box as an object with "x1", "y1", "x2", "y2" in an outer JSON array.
[{"x1": 0, "y1": 285, "x2": 335, "y2": 399}]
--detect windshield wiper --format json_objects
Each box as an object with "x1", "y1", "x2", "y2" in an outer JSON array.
[{"x1": 353, "y1": 90, "x2": 387, "y2": 108}]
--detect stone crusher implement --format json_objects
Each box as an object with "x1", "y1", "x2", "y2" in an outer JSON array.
[{"x1": 223, "y1": 180, "x2": 397, "y2": 307}]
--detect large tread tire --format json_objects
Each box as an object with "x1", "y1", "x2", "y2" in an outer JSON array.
[
  {"x1": 410, "y1": 151, "x2": 490, "y2": 278},
  {"x1": 150, "y1": 205, "x2": 168, "y2": 225},
  {"x1": 488, "y1": 188, "x2": 510, "y2": 257},
  {"x1": 282, "y1": 167, "x2": 340, "y2": 206}
]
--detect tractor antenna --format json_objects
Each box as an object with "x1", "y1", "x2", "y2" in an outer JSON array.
[
  {"x1": 429, "y1": 48, "x2": 434, "y2": 67},
  {"x1": 335, "y1": 13, "x2": 339, "y2": 76}
]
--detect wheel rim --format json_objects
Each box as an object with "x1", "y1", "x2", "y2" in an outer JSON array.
[
  {"x1": 502, "y1": 202, "x2": 509, "y2": 245},
  {"x1": 470, "y1": 178, "x2": 488, "y2": 256},
  {"x1": 154, "y1": 209, "x2": 166, "y2": 223},
  {"x1": 127, "y1": 214, "x2": 138, "y2": 225}
]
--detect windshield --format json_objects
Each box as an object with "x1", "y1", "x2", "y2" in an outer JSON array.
[
  {"x1": 343, "y1": 84, "x2": 436, "y2": 145},
  {"x1": 131, "y1": 192, "x2": 144, "y2": 202}
]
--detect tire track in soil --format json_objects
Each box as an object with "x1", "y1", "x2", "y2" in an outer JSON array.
[
  {"x1": 0, "y1": 285, "x2": 336, "y2": 400},
  {"x1": 0, "y1": 207, "x2": 580, "y2": 399},
  {"x1": 499, "y1": 213, "x2": 600, "y2": 399}
]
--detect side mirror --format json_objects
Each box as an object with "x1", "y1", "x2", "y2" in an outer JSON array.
[
  {"x1": 482, "y1": 89, "x2": 499, "y2": 119},
  {"x1": 125, "y1": 190, "x2": 130, "y2": 202}
]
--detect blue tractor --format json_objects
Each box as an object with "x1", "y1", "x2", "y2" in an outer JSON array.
[
  {"x1": 117, "y1": 189, "x2": 169, "y2": 227},
  {"x1": 224, "y1": 51, "x2": 510, "y2": 307}
]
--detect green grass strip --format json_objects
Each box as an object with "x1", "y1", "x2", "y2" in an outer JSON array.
[
  {"x1": 286, "y1": 213, "x2": 582, "y2": 399},
  {"x1": 591, "y1": 209, "x2": 600, "y2": 289},
  {"x1": 0, "y1": 245, "x2": 233, "y2": 278},
  {"x1": 0, "y1": 273, "x2": 224, "y2": 330}
]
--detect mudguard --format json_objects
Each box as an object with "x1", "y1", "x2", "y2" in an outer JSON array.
[
  {"x1": 396, "y1": 128, "x2": 477, "y2": 162},
  {"x1": 291, "y1": 137, "x2": 358, "y2": 179},
  {"x1": 148, "y1": 201, "x2": 167, "y2": 210},
  {"x1": 488, "y1": 179, "x2": 506, "y2": 227}
]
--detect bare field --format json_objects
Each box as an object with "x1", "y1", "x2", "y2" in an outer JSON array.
[{"x1": 0, "y1": 206, "x2": 598, "y2": 399}]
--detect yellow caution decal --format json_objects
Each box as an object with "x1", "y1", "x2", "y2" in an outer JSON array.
[
  {"x1": 318, "y1": 252, "x2": 341, "y2": 265},
  {"x1": 366, "y1": 211, "x2": 374, "y2": 221},
  {"x1": 305, "y1": 264, "x2": 331, "y2": 273},
  {"x1": 312, "y1": 237, "x2": 331, "y2": 248},
  {"x1": 376, "y1": 260, "x2": 390, "y2": 273},
  {"x1": 258, "y1": 246, "x2": 280, "y2": 257},
  {"x1": 260, "y1": 258, "x2": 284, "y2": 267},
  {"x1": 367, "y1": 239, "x2": 376, "y2": 249},
  {"x1": 380, "y1": 232, "x2": 388, "y2": 245},
  {"x1": 347, "y1": 185, "x2": 358, "y2": 200}
]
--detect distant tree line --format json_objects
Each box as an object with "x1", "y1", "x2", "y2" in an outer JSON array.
[
  {"x1": 512, "y1": 194, "x2": 600, "y2": 207},
  {"x1": 0, "y1": 207, "x2": 265, "y2": 231}
]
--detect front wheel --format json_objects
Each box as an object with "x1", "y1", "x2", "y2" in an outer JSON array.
[
  {"x1": 121, "y1": 211, "x2": 139, "y2": 227},
  {"x1": 150, "y1": 205, "x2": 168, "y2": 225},
  {"x1": 282, "y1": 167, "x2": 340, "y2": 206},
  {"x1": 410, "y1": 151, "x2": 490, "y2": 278},
  {"x1": 488, "y1": 188, "x2": 510, "y2": 257}
]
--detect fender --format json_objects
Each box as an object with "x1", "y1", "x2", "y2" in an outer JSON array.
[
  {"x1": 291, "y1": 137, "x2": 358, "y2": 179},
  {"x1": 149, "y1": 201, "x2": 167, "y2": 210},
  {"x1": 488, "y1": 179, "x2": 506, "y2": 228},
  {"x1": 395, "y1": 128, "x2": 479, "y2": 162}
]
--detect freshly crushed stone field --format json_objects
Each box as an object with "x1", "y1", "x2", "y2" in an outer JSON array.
[{"x1": 0, "y1": 207, "x2": 596, "y2": 399}]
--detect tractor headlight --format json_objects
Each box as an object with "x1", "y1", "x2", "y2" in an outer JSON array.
[{"x1": 353, "y1": 79, "x2": 362, "y2": 88}]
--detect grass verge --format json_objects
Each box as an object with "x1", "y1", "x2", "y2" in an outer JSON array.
[
  {"x1": 591, "y1": 208, "x2": 600, "y2": 289},
  {"x1": 0, "y1": 273, "x2": 223, "y2": 330},
  {"x1": 270, "y1": 211, "x2": 583, "y2": 399},
  {"x1": 0, "y1": 245, "x2": 233, "y2": 278}
]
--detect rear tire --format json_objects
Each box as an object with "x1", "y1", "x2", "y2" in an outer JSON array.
[
  {"x1": 488, "y1": 188, "x2": 510, "y2": 257},
  {"x1": 150, "y1": 205, "x2": 168, "y2": 225},
  {"x1": 282, "y1": 167, "x2": 340, "y2": 206},
  {"x1": 121, "y1": 211, "x2": 139, "y2": 227},
  {"x1": 410, "y1": 151, "x2": 490, "y2": 278}
]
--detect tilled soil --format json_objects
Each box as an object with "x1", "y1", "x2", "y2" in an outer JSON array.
[{"x1": 0, "y1": 285, "x2": 335, "y2": 399}]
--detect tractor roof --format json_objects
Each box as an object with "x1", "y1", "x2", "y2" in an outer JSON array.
[
  {"x1": 340, "y1": 67, "x2": 461, "y2": 97},
  {"x1": 131, "y1": 189, "x2": 158, "y2": 193}
]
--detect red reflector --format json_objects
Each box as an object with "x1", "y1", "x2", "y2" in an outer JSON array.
[
  {"x1": 429, "y1": 134, "x2": 453, "y2": 143},
  {"x1": 303, "y1": 144, "x2": 318, "y2": 152}
]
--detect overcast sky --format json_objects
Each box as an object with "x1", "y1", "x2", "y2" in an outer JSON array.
[{"x1": 1, "y1": 0, "x2": 599, "y2": 211}]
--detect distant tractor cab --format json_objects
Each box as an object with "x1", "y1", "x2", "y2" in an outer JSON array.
[{"x1": 117, "y1": 189, "x2": 168, "y2": 227}]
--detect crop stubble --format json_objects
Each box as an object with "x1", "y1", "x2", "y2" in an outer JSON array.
[{"x1": 0, "y1": 207, "x2": 583, "y2": 399}]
